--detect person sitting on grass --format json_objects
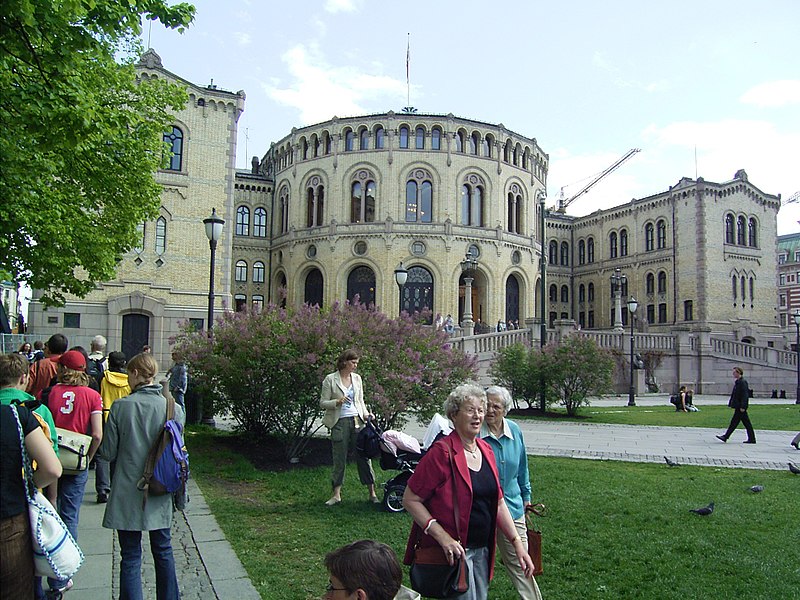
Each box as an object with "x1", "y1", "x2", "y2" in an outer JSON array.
[{"x1": 324, "y1": 539, "x2": 419, "y2": 600}]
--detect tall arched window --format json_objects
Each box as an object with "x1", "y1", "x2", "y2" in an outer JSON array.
[
  {"x1": 725, "y1": 213, "x2": 734, "y2": 243},
  {"x1": 587, "y1": 238, "x2": 595, "y2": 263},
  {"x1": 455, "y1": 131, "x2": 465, "y2": 152},
  {"x1": 560, "y1": 242, "x2": 569, "y2": 266},
  {"x1": 401, "y1": 266, "x2": 435, "y2": 321},
  {"x1": 505, "y1": 274, "x2": 520, "y2": 323},
  {"x1": 470, "y1": 133, "x2": 479, "y2": 155},
  {"x1": 305, "y1": 268, "x2": 323, "y2": 307},
  {"x1": 344, "y1": 130, "x2": 355, "y2": 151},
  {"x1": 548, "y1": 241, "x2": 557, "y2": 265},
  {"x1": 736, "y1": 216, "x2": 746, "y2": 245},
  {"x1": 405, "y1": 172, "x2": 432, "y2": 223},
  {"x1": 748, "y1": 218, "x2": 757, "y2": 247},
  {"x1": 461, "y1": 181, "x2": 484, "y2": 226},
  {"x1": 301, "y1": 138, "x2": 308, "y2": 160},
  {"x1": 279, "y1": 187, "x2": 289, "y2": 234},
  {"x1": 236, "y1": 206, "x2": 250, "y2": 236},
  {"x1": 579, "y1": 284, "x2": 585, "y2": 303},
  {"x1": 482, "y1": 138, "x2": 490, "y2": 157},
  {"x1": 235, "y1": 260, "x2": 247, "y2": 282},
  {"x1": 657, "y1": 219, "x2": 667, "y2": 249},
  {"x1": 163, "y1": 126, "x2": 183, "y2": 171},
  {"x1": 306, "y1": 181, "x2": 324, "y2": 227},
  {"x1": 620, "y1": 229, "x2": 628, "y2": 256},
  {"x1": 658, "y1": 271, "x2": 667, "y2": 294},
  {"x1": 732, "y1": 275, "x2": 737, "y2": 301},
  {"x1": 359, "y1": 129, "x2": 369, "y2": 150},
  {"x1": 506, "y1": 184, "x2": 523, "y2": 234},
  {"x1": 415, "y1": 126, "x2": 425, "y2": 149},
  {"x1": 253, "y1": 261, "x2": 265, "y2": 283},
  {"x1": 561, "y1": 285, "x2": 569, "y2": 303},
  {"x1": 646, "y1": 273, "x2": 655, "y2": 295},
  {"x1": 374, "y1": 126, "x2": 385, "y2": 149},
  {"x1": 588, "y1": 282, "x2": 595, "y2": 302},
  {"x1": 253, "y1": 207, "x2": 267, "y2": 237},
  {"x1": 549, "y1": 284, "x2": 557, "y2": 302},
  {"x1": 431, "y1": 128, "x2": 441, "y2": 150},
  {"x1": 645, "y1": 223, "x2": 654, "y2": 251},
  {"x1": 347, "y1": 266, "x2": 376, "y2": 305},
  {"x1": 399, "y1": 126, "x2": 409, "y2": 149},
  {"x1": 578, "y1": 240, "x2": 585, "y2": 265},
  {"x1": 351, "y1": 173, "x2": 376, "y2": 223},
  {"x1": 749, "y1": 277, "x2": 755, "y2": 302},
  {"x1": 155, "y1": 217, "x2": 166, "y2": 255},
  {"x1": 609, "y1": 232, "x2": 618, "y2": 258}
]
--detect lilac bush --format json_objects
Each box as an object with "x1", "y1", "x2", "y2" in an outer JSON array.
[{"x1": 176, "y1": 300, "x2": 475, "y2": 460}]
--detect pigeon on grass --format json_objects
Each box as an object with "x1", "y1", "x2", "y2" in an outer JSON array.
[
  {"x1": 789, "y1": 462, "x2": 800, "y2": 475},
  {"x1": 664, "y1": 456, "x2": 680, "y2": 467},
  {"x1": 689, "y1": 502, "x2": 714, "y2": 516},
  {"x1": 748, "y1": 485, "x2": 764, "y2": 493}
]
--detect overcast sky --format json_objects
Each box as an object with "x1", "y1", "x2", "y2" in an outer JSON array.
[{"x1": 146, "y1": 0, "x2": 800, "y2": 234}]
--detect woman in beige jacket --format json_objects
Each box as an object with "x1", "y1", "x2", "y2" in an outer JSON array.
[{"x1": 319, "y1": 349, "x2": 378, "y2": 505}]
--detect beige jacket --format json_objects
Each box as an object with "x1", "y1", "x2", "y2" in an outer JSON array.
[{"x1": 319, "y1": 371, "x2": 369, "y2": 429}]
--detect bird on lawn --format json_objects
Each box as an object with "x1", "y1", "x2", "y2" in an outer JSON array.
[
  {"x1": 689, "y1": 502, "x2": 714, "y2": 516},
  {"x1": 748, "y1": 485, "x2": 764, "y2": 493},
  {"x1": 789, "y1": 462, "x2": 800, "y2": 475},
  {"x1": 664, "y1": 456, "x2": 680, "y2": 467}
]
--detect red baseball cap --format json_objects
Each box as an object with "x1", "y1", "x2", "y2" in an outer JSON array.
[{"x1": 58, "y1": 350, "x2": 86, "y2": 371}]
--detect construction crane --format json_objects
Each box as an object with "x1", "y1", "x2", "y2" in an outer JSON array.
[
  {"x1": 555, "y1": 148, "x2": 641, "y2": 213},
  {"x1": 785, "y1": 190, "x2": 800, "y2": 205}
]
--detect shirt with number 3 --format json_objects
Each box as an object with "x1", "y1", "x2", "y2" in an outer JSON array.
[{"x1": 49, "y1": 383, "x2": 103, "y2": 435}]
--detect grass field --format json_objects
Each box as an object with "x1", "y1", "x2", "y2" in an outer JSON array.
[
  {"x1": 186, "y1": 428, "x2": 800, "y2": 600},
  {"x1": 511, "y1": 403, "x2": 800, "y2": 431}
]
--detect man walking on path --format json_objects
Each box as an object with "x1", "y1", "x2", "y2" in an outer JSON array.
[
  {"x1": 26, "y1": 333, "x2": 67, "y2": 399},
  {"x1": 716, "y1": 366, "x2": 756, "y2": 444}
]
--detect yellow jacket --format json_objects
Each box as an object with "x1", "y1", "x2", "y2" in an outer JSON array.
[{"x1": 100, "y1": 371, "x2": 131, "y2": 420}]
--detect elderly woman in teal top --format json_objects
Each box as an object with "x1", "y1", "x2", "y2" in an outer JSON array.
[
  {"x1": 481, "y1": 385, "x2": 543, "y2": 600},
  {"x1": 320, "y1": 349, "x2": 378, "y2": 506}
]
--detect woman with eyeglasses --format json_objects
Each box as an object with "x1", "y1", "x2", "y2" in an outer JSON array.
[
  {"x1": 319, "y1": 349, "x2": 378, "y2": 506},
  {"x1": 481, "y1": 386, "x2": 542, "y2": 599},
  {"x1": 402, "y1": 383, "x2": 534, "y2": 599}
]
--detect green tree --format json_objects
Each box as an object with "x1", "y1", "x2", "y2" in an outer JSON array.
[
  {"x1": 489, "y1": 342, "x2": 546, "y2": 409},
  {"x1": 176, "y1": 301, "x2": 476, "y2": 461},
  {"x1": 0, "y1": 0, "x2": 195, "y2": 305}
]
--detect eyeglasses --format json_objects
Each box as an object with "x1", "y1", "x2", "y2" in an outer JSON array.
[
  {"x1": 460, "y1": 406, "x2": 485, "y2": 417},
  {"x1": 326, "y1": 582, "x2": 348, "y2": 594}
]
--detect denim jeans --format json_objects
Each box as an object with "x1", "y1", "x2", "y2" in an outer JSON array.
[
  {"x1": 48, "y1": 469, "x2": 89, "y2": 591},
  {"x1": 95, "y1": 457, "x2": 111, "y2": 495},
  {"x1": 118, "y1": 529, "x2": 180, "y2": 600},
  {"x1": 170, "y1": 388, "x2": 185, "y2": 408}
]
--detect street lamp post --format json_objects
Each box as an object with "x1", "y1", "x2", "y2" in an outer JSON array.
[
  {"x1": 394, "y1": 262, "x2": 408, "y2": 316},
  {"x1": 627, "y1": 297, "x2": 638, "y2": 407},
  {"x1": 460, "y1": 252, "x2": 478, "y2": 336},
  {"x1": 794, "y1": 310, "x2": 800, "y2": 404},
  {"x1": 610, "y1": 268, "x2": 626, "y2": 332},
  {"x1": 202, "y1": 207, "x2": 224, "y2": 426},
  {"x1": 538, "y1": 190, "x2": 547, "y2": 412}
]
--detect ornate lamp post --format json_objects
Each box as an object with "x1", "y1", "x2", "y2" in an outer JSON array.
[
  {"x1": 794, "y1": 310, "x2": 800, "y2": 404},
  {"x1": 394, "y1": 262, "x2": 408, "y2": 315},
  {"x1": 610, "y1": 268, "x2": 626, "y2": 332},
  {"x1": 538, "y1": 190, "x2": 547, "y2": 412},
  {"x1": 202, "y1": 207, "x2": 224, "y2": 426},
  {"x1": 460, "y1": 252, "x2": 478, "y2": 336},
  {"x1": 627, "y1": 297, "x2": 638, "y2": 407}
]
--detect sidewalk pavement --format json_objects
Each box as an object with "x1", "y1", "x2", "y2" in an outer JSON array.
[{"x1": 69, "y1": 471, "x2": 260, "y2": 599}]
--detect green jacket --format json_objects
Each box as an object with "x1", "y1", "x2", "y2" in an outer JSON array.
[{"x1": 0, "y1": 387, "x2": 59, "y2": 455}]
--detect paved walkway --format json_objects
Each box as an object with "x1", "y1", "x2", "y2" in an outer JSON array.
[{"x1": 67, "y1": 394, "x2": 798, "y2": 598}]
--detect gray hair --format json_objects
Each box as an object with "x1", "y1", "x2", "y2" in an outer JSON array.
[
  {"x1": 91, "y1": 335, "x2": 107, "y2": 351},
  {"x1": 443, "y1": 382, "x2": 486, "y2": 420},
  {"x1": 485, "y1": 385, "x2": 513, "y2": 414}
]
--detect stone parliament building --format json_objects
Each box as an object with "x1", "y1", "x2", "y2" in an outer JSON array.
[{"x1": 28, "y1": 51, "x2": 793, "y2": 393}]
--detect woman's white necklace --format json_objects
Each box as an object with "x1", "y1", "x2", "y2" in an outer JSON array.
[{"x1": 463, "y1": 442, "x2": 479, "y2": 457}]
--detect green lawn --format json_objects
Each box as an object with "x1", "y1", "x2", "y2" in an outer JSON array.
[
  {"x1": 186, "y1": 429, "x2": 800, "y2": 600},
  {"x1": 511, "y1": 403, "x2": 800, "y2": 431}
]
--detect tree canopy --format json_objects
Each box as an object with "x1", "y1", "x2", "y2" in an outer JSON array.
[{"x1": 0, "y1": 0, "x2": 195, "y2": 305}]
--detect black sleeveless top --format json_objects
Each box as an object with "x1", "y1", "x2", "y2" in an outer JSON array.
[{"x1": 466, "y1": 457, "x2": 498, "y2": 548}]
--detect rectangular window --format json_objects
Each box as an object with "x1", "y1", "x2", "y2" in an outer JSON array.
[
  {"x1": 64, "y1": 313, "x2": 80, "y2": 328},
  {"x1": 587, "y1": 311, "x2": 594, "y2": 328},
  {"x1": 234, "y1": 294, "x2": 247, "y2": 312},
  {"x1": 252, "y1": 295, "x2": 264, "y2": 312},
  {"x1": 188, "y1": 318, "x2": 204, "y2": 331},
  {"x1": 795, "y1": 251, "x2": 800, "y2": 262},
  {"x1": 647, "y1": 304, "x2": 655, "y2": 324},
  {"x1": 780, "y1": 294, "x2": 787, "y2": 307},
  {"x1": 780, "y1": 273, "x2": 786, "y2": 285},
  {"x1": 658, "y1": 303, "x2": 667, "y2": 323},
  {"x1": 684, "y1": 300, "x2": 693, "y2": 321},
  {"x1": 779, "y1": 254, "x2": 787, "y2": 264},
  {"x1": 780, "y1": 313, "x2": 787, "y2": 327}
]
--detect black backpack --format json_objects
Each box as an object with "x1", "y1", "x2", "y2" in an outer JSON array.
[
  {"x1": 356, "y1": 419, "x2": 382, "y2": 459},
  {"x1": 86, "y1": 357, "x2": 104, "y2": 392}
]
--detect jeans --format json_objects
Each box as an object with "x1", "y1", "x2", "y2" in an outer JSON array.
[
  {"x1": 118, "y1": 529, "x2": 180, "y2": 600},
  {"x1": 454, "y1": 546, "x2": 490, "y2": 600},
  {"x1": 170, "y1": 388, "x2": 185, "y2": 408},
  {"x1": 95, "y1": 458, "x2": 111, "y2": 496},
  {"x1": 48, "y1": 469, "x2": 89, "y2": 591}
]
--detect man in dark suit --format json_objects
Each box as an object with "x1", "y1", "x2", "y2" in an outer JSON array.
[{"x1": 716, "y1": 366, "x2": 756, "y2": 444}]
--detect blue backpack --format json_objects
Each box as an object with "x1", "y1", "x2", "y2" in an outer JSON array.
[{"x1": 138, "y1": 395, "x2": 189, "y2": 508}]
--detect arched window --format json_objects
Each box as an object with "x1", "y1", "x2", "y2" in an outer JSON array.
[
  {"x1": 620, "y1": 229, "x2": 628, "y2": 256},
  {"x1": 253, "y1": 261, "x2": 265, "y2": 283},
  {"x1": 347, "y1": 266, "x2": 376, "y2": 305},
  {"x1": 415, "y1": 126, "x2": 425, "y2": 149},
  {"x1": 236, "y1": 206, "x2": 250, "y2": 236},
  {"x1": 359, "y1": 129, "x2": 369, "y2": 150},
  {"x1": 561, "y1": 285, "x2": 569, "y2": 303},
  {"x1": 725, "y1": 213, "x2": 735, "y2": 243},
  {"x1": 306, "y1": 183, "x2": 324, "y2": 227},
  {"x1": 305, "y1": 268, "x2": 323, "y2": 307},
  {"x1": 163, "y1": 126, "x2": 183, "y2": 171},
  {"x1": 609, "y1": 232, "x2": 618, "y2": 258},
  {"x1": 657, "y1": 219, "x2": 667, "y2": 249},
  {"x1": 455, "y1": 131, "x2": 465, "y2": 152},
  {"x1": 431, "y1": 128, "x2": 441, "y2": 150},
  {"x1": 646, "y1": 273, "x2": 655, "y2": 295},
  {"x1": 579, "y1": 284, "x2": 586, "y2": 303},
  {"x1": 548, "y1": 240, "x2": 557, "y2": 265},
  {"x1": 645, "y1": 223, "x2": 654, "y2": 251},
  {"x1": 482, "y1": 138, "x2": 490, "y2": 157},
  {"x1": 737, "y1": 216, "x2": 746, "y2": 245},
  {"x1": 560, "y1": 241, "x2": 569, "y2": 266},
  {"x1": 588, "y1": 282, "x2": 595, "y2": 302},
  {"x1": 503, "y1": 141, "x2": 511, "y2": 162},
  {"x1": 578, "y1": 240, "x2": 586, "y2": 265},
  {"x1": 740, "y1": 275, "x2": 746, "y2": 301},
  {"x1": 253, "y1": 207, "x2": 267, "y2": 237},
  {"x1": 470, "y1": 133, "x2": 479, "y2": 155},
  {"x1": 549, "y1": 284, "x2": 557, "y2": 302},
  {"x1": 461, "y1": 182, "x2": 484, "y2": 226},
  {"x1": 279, "y1": 187, "x2": 289, "y2": 234},
  {"x1": 732, "y1": 275, "x2": 737, "y2": 301},
  {"x1": 135, "y1": 223, "x2": 145, "y2": 253},
  {"x1": 344, "y1": 130, "x2": 355, "y2": 151},
  {"x1": 748, "y1": 218, "x2": 757, "y2": 247},
  {"x1": 324, "y1": 132, "x2": 332, "y2": 154},
  {"x1": 351, "y1": 175, "x2": 376, "y2": 223},
  {"x1": 301, "y1": 138, "x2": 308, "y2": 160},
  {"x1": 401, "y1": 266, "x2": 435, "y2": 320},
  {"x1": 155, "y1": 217, "x2": 166, "y2": 255},
  {"x1": 658, "y1": 271, "x2": 667, "y2": 294},
  {"x1": 374, "y1": 126, "x2": 385, "y2": 149},
  {"x1": 506, "y1": 185, "x2": 523, "y2": 234},
  {"x1": 749, "y1": 277, "x2": 755, "y2": 302},
  {"x1": 587, "y1": 238, "x2": 595, "y2": 263},
  {"x1": 399, "y1": 126, "x2": 409, "y2": 149},
  {"x1": 235, "y1": 260, "x2": 247, "y2": 282},
  {"x1": 405, "y1": 172, "x2": 432, "y2": 222}
]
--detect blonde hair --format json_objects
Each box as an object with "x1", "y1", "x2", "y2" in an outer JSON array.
[
  {"x1": 57, "y1": 365, "x2": 90, "y2": 387},
  {"x1": 128, "y1": 353, "x2": 159, "y2": 385}
]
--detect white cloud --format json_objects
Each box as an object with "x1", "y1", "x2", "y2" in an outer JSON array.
[
  {"x1": 324, "y1": 0, "x2": 359, "y2": 13},
  {"x1": 233, "y1": 31, "x2": 251, "y2": 46},
  {"x1": 740, "y1": 80, "x2": 800, "y2": 108},
  {"x1": 264, "y1": 44, "x2": 406, "y2": 124}
]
